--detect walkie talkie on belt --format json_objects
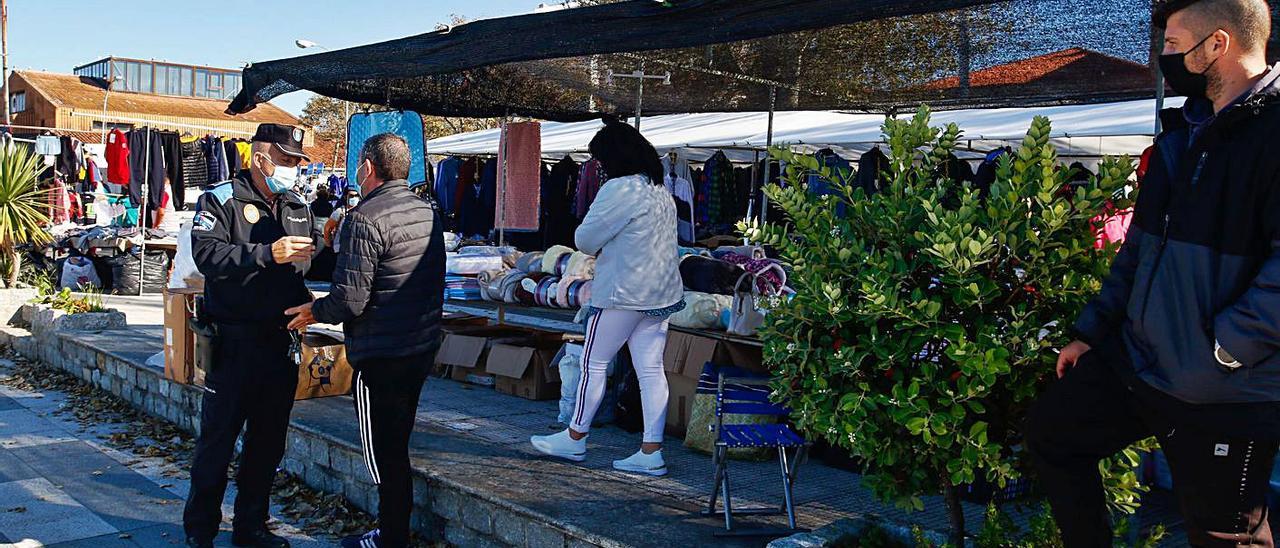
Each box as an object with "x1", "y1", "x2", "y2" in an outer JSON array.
[{"x1": 188, "y1": 295, "x2": 219, "y2": 377}]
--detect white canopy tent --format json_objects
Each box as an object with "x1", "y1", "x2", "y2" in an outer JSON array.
[{"x1": 427, "y1": 97, "x2": 1185, "y2": 164}]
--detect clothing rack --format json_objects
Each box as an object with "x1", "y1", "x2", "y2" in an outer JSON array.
[{"x1": 67, "y1": 112, "x2": 254, "y2": 137}]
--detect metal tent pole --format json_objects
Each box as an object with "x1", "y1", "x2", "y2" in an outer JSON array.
[
  {"x1": 634, "y1": 61, "x2": 645, "y2": 130},
  {"x1": 138, "y1": 125, "x2": 152, "y2": 296},
  {"x1": 758, "y1": 86, "x2": 777, "y2": 227},
  {"x1": 498, "y1": 115, "x2": 509, "y2": 247},
  {"x1": 1154, "y1": 29, "x2": 1166, "y2": 136}
]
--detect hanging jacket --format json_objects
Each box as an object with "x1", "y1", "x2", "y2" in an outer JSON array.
[
  {"x1": 1074, "y1": 64, "x2": 1280, "y2": 407},
  {"x1": 855, "y1": 146, "x2": 889, "y2": 196},
  {"x1": 105, "y1": 129, "x2": 131, "y2": 185}
]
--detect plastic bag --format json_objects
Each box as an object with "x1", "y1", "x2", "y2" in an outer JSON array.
[
  {"x1": 168, "y1": 222, "x2": 204, "y2": 290},
  {"x1": 59, "y1": 256, "x2": 102, "y2": 290},
  {"x1": 670, "y1": 291, "x2": 732, "y2": 329},
  {"x1": 446, "y1": 253, "x2": 506, "y2": 275},
  {"x1": 556, "y1": 343, "x2": 585, "y2": 424}
]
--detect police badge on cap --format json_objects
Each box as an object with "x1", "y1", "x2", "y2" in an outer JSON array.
[{"x1": 251, "y1": 123, "x2": 311, "y2": 162}]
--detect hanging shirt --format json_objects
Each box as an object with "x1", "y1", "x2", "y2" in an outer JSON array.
[
  {"x1": 105, "y1": 130, "x2": 131, "y2": 185},
  {"x1": 434, "y1": 157, "x2": 461, "y2": 214},
  {"x1": 665, "y1": 174, "x2": 696, "y2": 243},
  {"x1": 34, "y1": 135, "x2": 61, "y2": 156},
  {"x1": 574, "y1": 159, "x2": 604, "y2": 218},
  {"x1": 235, "y1": 141, "x2": 252, "y2": 170}
]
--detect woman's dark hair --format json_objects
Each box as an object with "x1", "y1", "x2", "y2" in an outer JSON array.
[{"x1": 588, "y1": 117, "x2": 664, "y2": 185}]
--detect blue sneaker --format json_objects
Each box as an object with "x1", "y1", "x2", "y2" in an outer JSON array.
[{"x1": 340, "y1": 529, "x2": 382, "y2": 548}]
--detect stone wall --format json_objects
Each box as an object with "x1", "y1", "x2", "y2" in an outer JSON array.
[{"x1": 0, "y1": 326, "x2": 610, "y2": 548}]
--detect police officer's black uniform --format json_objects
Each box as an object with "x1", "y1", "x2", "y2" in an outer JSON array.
[{"x1": 182, "y1": 124, "x2": 315, "y2": 547}]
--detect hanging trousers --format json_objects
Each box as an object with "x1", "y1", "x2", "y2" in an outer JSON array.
[
  {"x1": 1026, "y1": 348, "x2": 1277, "y2": 547},
  {"x1": 183, "y1": 328, "x2": 297, "y2": 541},
  {"x1": 351, "y1": 354, "x2": 432, "y2": 547}
]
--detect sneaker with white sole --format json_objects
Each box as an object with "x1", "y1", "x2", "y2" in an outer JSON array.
[
  {"x1": 613, "y1": 449, "x2": 667, "y2": 476},
  {"x1": 530, "y1": 429, "x2": 587, "y2": 462}
]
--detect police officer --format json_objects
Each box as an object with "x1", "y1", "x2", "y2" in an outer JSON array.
[{"x1": 183, "y1": 123, "x2": 316, "y2": 548}]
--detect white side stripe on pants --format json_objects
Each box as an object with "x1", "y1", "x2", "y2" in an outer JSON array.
[{"x1": 355, "y1": 373, "x2": 382, "y2": 484}]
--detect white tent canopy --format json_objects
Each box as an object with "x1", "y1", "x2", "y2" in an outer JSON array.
[{"x1": 427, "y1": 98, "x2": 1184, "y2": 163}]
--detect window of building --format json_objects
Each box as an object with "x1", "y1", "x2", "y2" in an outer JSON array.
[
  {"x1": 155, "y1": 65, "x2": 168, "y2": 95},
  {"x1": 194, "y1": 69, "x2": 208, "y2": 98},
  {"x1": 9, "y1": 92, "x2": 24, "y2": 114},
  {"x1": 139, "y1": 63, "x2": 153, "y2": 94},
  {"x1": 125, "y1": 61, "x2": 141, "y2": 92},
  {"x1": 207, "y1": 72, "x2": 223, "y2": 99},
  {"x1": 179, "y1": 67, "x2": 193, "y2": 96},
  {"x1": 92, "y1": 121, "x2": 134, "y2": 133},
  {"x1": 222, "y1": 73, "x2": 241, "y2": 99},
  {"x1": 111, "y1": 61, "x2": 125, "y2": 89}
]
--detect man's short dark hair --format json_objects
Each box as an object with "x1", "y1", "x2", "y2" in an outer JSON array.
[
  {"x1": 360, "y1": 133, "x2": 411, "y2": 181},
  {"x1": 1155, "y1": 0, "x2": 1272, "y2": 54}
]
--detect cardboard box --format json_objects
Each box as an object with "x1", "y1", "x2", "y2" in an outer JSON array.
[
  {"x1": 442, "y1": 312, "x2": 490, "y2": 330},
  {"x1": 660, "y1": 330, "x2": 765, "y2": 434},
  {"x1": 438, "y1": 326, "x2": 544, "y2": 386},
  {"x1": 487, "y1": 340, "x2": 562, "y2": 400},
  {"x1": 665, "y1": 374, "x2": 700, "y2": 438},
  {"x1": 162, "y1": 289, "x2": 196, "y2": 384},
  {"x1": 296, "y1": 330, "x2": 355, "y2": 400}
]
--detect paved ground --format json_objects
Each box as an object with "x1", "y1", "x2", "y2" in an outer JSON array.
[
  {"x1": 0, "y1": 358, "x2": 346, "y2": 548},
  {"x1": 57, "y1": 293, "x2": 1186, "y2": 546}
]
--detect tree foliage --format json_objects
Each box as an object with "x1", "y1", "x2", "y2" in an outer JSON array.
[{"x1": 742, "y1": 107, "x2": 1148, "y2": 542}]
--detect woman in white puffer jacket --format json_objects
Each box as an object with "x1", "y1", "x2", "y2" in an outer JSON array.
[{"x1": 531, "y1": 119, "x2": 684, "y2": 476}]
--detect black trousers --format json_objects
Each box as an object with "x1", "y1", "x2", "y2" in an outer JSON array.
[
  {"x1": 183, "y1": 329, "x2": 297, "y2": 540},
  {"x1": 352, "y1": 354, "x2": 432, "y2": 547},
  {"x1": 1026, "y1": 349, "x2": 1278, "y2": 547}
]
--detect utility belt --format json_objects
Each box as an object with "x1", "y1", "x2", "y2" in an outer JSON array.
[{"x1": 189, "y1": 297, "x2": 301, "y2": 377}]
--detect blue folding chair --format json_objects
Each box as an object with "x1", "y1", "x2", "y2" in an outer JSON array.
[{"x1": 698, "y1": 364, "x2": 810, "y2": 536}]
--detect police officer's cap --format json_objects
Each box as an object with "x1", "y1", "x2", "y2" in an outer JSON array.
[{"x1": 252, "y1": 123, "x2": 311, "y2": 162}]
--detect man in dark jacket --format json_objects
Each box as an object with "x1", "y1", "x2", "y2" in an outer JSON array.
[
  {"x1": 183, "y1": 124, "x2": 316, "y2": 548},
  {"x1": 286, "y1": 133, "x2": 444, "y2": 548},
  {"x1": 1026, "y1": 1, "x2": 1280, "y2": 546}
]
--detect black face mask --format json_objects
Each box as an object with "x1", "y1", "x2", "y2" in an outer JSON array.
[{"x1": 1158, "y1": 31, "x2": 1221, "y2": 99}]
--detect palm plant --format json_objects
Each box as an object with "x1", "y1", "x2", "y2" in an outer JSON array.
[{"x1": 0, "y1": 141, "x2": 53, "y2": 287}]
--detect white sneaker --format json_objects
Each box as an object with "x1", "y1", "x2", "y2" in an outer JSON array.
[
  {"x1": 530, "y1": 429, "x2": 587, "y2": 462},
  {"x1": 613, "y1": 449, "x2": 668, "y2": 476}
]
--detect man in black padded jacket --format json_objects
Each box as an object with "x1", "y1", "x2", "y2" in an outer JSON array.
[{"x1": 286, "y1": 133, "x2": 444, "y2": 548}]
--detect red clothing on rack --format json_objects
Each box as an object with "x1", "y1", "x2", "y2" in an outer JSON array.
[{"x1": 105, "y1": 129, "x2": 131, "y2": 184}]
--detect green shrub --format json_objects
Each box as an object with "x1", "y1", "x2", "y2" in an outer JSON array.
[{"x1": 742, "y1": 106, "x2": 1149, "y2": 543}]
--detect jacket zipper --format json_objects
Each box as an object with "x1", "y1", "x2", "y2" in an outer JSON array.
[{"x1": 1190, "y1": 152, "x2": 1207, "y2": 186}]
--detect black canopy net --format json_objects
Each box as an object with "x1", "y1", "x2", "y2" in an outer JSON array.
[{"x1": 228, "y1": 0, "x2": 1280, "y2": 121}]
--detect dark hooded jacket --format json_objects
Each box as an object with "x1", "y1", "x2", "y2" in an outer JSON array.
[{"x1": 1074, "y1": 64, "x2": 1280, "y2": 407}]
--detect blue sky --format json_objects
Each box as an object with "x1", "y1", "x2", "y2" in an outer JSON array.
[{"x1": 7, "y1": 0, "x2": 542, "y2": 115}]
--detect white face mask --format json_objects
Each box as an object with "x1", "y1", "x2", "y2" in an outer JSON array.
[
  {"x1": 347, "y1": 197, "x2": 360, "y2": 208},
  {"x1": 258, "y1": 153, "x2": 298, "y2": 194}
]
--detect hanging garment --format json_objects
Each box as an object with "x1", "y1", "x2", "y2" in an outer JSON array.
[
  {"x1": 807, "y1": 149, "x2": 853, "y2": 217},
  {"x1": 666, "y1": 174, "x2": 696, "y2": 243},
  {"x1": 701, "y1": 151, "x2": 735, "y2": 228},
  {"x1": 495, "y1": 121, "x2": 542, "y2": 231},
  {"x1": 479, "y1": 158, "x2": 498, "y2": 236},
  {"x1": 159, "y1": 132, "x2": 185, "y2": 210},
  {"x1": 56, "y1": 136, "x2": 82, "y2": 185},
  {"x1": 203, "y1": 137, "x2": 229, "y2": 182},
  {"x1": 235, "y1": 140, "x2": 252, "y2": 170},
  {"x1": 180, "y1": 136, "x2": 210, "y2": 189},
  {"x1": 972, "y1": 148, "x2": 1009, "y2": 199},
  {"x1": 34, "y1": 135, "x2": 61, "y2": 156},
  {"x1": 855, "y1": 146, "x2": 890, "y2": 196},
  {"x1": 455, "y1": 158, "x2": 478, "y2": 212},
  {"x1": 662, "y1": 152, "x2": 693, "y2": 184},
  {"x1": 128, "y1": 129, "x2": 166, "y2": 210},
  {"x1": 223, "y1": 139, "x2": 241, "y2": 177},
  {"x1": 105, "y1": 129, "x2": 131, "y2": 185},
  {"x1": 542, "y1": 157, "x2": 580, "y2": 248},
  {"x1": 434, "y1": 157, "x2": 461, "y2": 214},
  {"x1": 574, "y1": 159, "x2": 604, "y2": 218},
  {"x1": 83, "y1": 157, "x2": 104, "y2": 194}
]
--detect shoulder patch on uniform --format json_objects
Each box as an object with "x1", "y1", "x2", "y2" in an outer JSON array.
[
  {"x1": 193, "y1": 211, "x2": 217, "y2": 232},
  {"x1": 206, "y1": 182, "x2": 234, "y2": 205}
]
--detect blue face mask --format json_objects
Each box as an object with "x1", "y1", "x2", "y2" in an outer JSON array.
[{"x1": 259, "y1": 154, "x2": 298, "y2": 195}]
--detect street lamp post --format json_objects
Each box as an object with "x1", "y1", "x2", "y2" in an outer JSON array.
[{"x1": 101, "y1": 76, "x2": 120, "y2": 144}]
